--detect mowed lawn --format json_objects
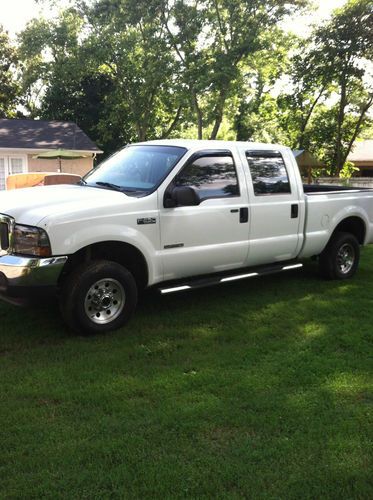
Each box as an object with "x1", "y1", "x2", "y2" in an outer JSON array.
[{"x1": 1, "y1": 251, "x2": 372, "y2": 499}]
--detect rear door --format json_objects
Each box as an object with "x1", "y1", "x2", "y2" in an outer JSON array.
[
  {"x1": 240, "y1": 149, "x2": 302, "y2": 266},
  {"x1": 158, "y1": 149, "x2": 250, "y2": 281}
]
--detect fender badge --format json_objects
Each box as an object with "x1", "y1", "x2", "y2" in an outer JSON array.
[{"x1": 137, "y1": 218, "x2": 156, "y2": 225}]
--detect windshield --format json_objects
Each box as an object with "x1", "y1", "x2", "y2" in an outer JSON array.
[{"x1": 84, "y1": 145, "x2": 187, "y2": 195}]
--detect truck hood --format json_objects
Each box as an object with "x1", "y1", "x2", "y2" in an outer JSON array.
[{"x1": 0, "y1": 185, "x2": 136, "y2": 226}]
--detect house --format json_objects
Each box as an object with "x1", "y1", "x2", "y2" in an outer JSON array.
[
  {"x1": 347, "y1": 139, "x2": 373, "y2": 177},
  {"x1": 292, "y1": 149, "x2": 324, "y2": 183},
  {"x1": 0, "y1": 119, "x2": 103, "y2": 190}
]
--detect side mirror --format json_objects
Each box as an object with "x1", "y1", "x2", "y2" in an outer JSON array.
[{"x1": 164, "y1": 186, "x2": 200, "y2": 208}]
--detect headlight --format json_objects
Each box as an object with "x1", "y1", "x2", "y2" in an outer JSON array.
[{"x1": 13, "y1": 224, "x2": 51, "y2": 257}]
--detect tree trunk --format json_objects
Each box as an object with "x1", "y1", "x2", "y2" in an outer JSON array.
[
  {"x1": 297, "y1": 85, "x2": 327, "y2": 149},
  {"x1": 161, "y1": 106, "x2": 183, "y2": 139},
  {"x1": 333, "y1": 71, "x2": 348, "y2": 174},
  {"x1": 341, "y1": 94, "x2": 373, "y2": 167},
  {"x1": 137, "y1": 126, "x2": 146, "y2": 142},
  {"x1": 209, "y1": 89, "x2": 227, "y2": 140},
  {"x1": 193, "y1": 92, "x2": 203, "y2": 139},
  {"x1": 136, "y1": 88, "x2": 157, "y2": 141}
]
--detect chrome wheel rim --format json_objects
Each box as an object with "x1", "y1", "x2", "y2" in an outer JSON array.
[
  {"x1": 336, "y1": 243, "x2": 355, "y2": 274},
  {"x1": 84, "y1": 278, "x2": 125, "y2": 324}
]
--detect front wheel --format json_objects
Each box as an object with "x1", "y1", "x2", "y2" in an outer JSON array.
[
  {"x1": 319, "y1": 231, "x2": 360, "y2": 280},
  {"x1": 60, "y1": 260, "x2": 138, "y2": 335}
]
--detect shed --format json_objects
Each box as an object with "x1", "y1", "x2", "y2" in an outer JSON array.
[{"x1": 292, "y1": 150, "x2": 324, "y2": 183}]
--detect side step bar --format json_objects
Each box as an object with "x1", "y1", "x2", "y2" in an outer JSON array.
[{"x1": 159, "y1": 262, "x2": 303, "y2": 295}]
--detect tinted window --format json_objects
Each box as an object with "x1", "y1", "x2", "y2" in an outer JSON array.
[
  {"x1": 246, "y1": 152, "x2": 291, "y2": 195},
  {"x1": 174, "y1": 155, "x2": 239, "y2": 200}
]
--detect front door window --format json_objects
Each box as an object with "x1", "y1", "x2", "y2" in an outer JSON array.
[{"x1": 173, "y1": 155, "x2": 240, "y2": 201}]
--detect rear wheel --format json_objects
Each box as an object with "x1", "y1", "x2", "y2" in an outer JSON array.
[
  {"x1": 319, "y1": 231, "x2": 360, "y2": 280},
  {"x1": 60, "y1": 260, "x2": 138, "y2": 335}
]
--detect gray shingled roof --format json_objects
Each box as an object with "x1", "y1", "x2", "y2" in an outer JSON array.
[{"x1": 0, "y1": 119, "x2": 102, "y2": 152}]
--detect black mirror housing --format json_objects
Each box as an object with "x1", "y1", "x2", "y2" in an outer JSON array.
[
  {"x1": 174, "y1": 186, "x2": 200, "y2": 206},
  {"x1": 164, "y1": 186, "x2": 200, "y2": 208}
]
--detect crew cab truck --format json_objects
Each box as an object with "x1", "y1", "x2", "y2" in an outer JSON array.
[{"x1": 1, "y1": 139, "x2": 373, "y2": 335}]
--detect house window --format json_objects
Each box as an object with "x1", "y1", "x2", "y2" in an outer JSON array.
[
  {"x1": 0, "y1": 156, "x2": 27, "y2": 190},
  {"x1": 10, "y1": 158, "x2": 24, "y2": 175},
  {"x1": 0, "y1": 158, "x2": 6, "y2": 191}
]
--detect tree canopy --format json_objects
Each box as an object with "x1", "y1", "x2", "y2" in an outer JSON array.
[
  {"x1": 1, "y1": 0, "x2": 372, "y2": 173},
  {"x1": 0, "y1": 26, "x2": 21, "y2": 118}
]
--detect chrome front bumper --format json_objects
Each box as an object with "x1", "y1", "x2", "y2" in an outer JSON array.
[{"x1": 0, "y1": 254, "x2": 68, "y2": 297}]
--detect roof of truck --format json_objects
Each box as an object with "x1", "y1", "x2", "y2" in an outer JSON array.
[{"x1": 135, "y1": 139, "x2": 288, "y2": 151}]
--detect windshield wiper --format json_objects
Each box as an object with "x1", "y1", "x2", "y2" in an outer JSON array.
[
  {"x1": 78, "y1": 178, "x2": 87, "y2": 185},
  {"x1": 95, "y1": 181, "x2": 123, "y2": 192},
  {"x1": 121, "y1": 187, "x2": 144, "y2": 193}
]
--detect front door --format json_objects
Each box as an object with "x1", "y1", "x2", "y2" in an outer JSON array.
[{"x1": 159, "y1": 150, "x2": 250, "y2": 281}]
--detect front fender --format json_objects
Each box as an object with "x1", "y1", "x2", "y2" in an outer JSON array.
[{"x1": 45, "y1": 221, "x2": 162, "y2": 285}]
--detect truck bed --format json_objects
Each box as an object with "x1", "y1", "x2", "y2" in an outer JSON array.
[
  {"x1": 300, "y1": 184, "x2": 373, "y2": 259},
  {"x1": 303, "y1": 184, "x2": 373, "y2": 195}
]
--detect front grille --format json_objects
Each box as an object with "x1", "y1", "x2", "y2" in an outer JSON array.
[{"x1": 0, "y1": 222, "x2": 9, "y2": 251}]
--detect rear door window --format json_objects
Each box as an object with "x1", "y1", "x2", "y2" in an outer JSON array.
[{"x1": 246, "y1": 152, "x2": 291, "y2": 195}]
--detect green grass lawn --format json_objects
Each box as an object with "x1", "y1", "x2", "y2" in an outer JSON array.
[{"x1": 1, "y1": 251, "x2": 372, "y2": 499}]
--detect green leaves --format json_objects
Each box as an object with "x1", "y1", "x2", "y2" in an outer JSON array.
[
  {"x1": 10, "y1": 0, "x2": 372, "y2": 163},
  {"x1": 0, "y1": 28, "x2": 21, "y2": 118},
  {"x1": 277, "y1": 0, "x2": 373, "y2": 174}
]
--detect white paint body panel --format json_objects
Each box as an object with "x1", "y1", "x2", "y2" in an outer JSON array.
[
  {"x1": 157, "y1": 146, "x2": 250, "y2": 280},
  {"x1": 0, "y1": 139, "x2": 373, "y2": 286},
  {"x1": 237, "y1": 147, "x2": 305, "y2": 266},
  {"x1": 299, "y1": 193, "x2": 373, "y2": 257}
]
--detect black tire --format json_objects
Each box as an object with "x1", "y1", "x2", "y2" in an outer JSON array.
[
  {"x1": 59, "y1": 260, "x2": 138, "y2": 335},
  {"x1": 319, "y1": 231, "x2": 360, "y2": 280}
]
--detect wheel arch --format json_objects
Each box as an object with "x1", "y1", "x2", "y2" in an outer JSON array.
[
  {"x1": 59, "y1": 240, "x2": 149, "y2": 290},
  {"x1": 329, "y1": 215, "x2": 366, "y2": 246}
]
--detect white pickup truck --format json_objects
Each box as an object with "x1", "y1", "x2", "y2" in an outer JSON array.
[{"x1": 1, "y1": 139, "x2": 373, "y2": 334}]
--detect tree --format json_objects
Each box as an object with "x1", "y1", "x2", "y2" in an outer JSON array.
[
  {"x1": 17, "y1": 0, "x2": 372, "y2": 164},
  {"x1": 234, "y1": 31, "x2": 294, "y2": 143},
  {"x1": 18, "y1": 0, "x2": 309, "y2": 147},
  {"x1": 83, "y1": 0, "x2": 183, "y2": 143},
  {"x1": 18, "y1": 6, "x2": 130, "y2": 153},
  {"x1": 162, "y1": 0, "x2": 308, "y2": 139},
  {"x1": 318, "y1": 0, "x2": 373, "y2": 172},
  {"x1": 278, "y1": 0, "x2": 373, "y2": 174},
  {"x1": 18, "y1": 8, "x2": 84, "y2": 117},
  {"x1": 277, "y1": 42, "x2": 334, "y2": 151},
  {"x1": 0, "y1": 26, "x2": 21, "y2": 117}
]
